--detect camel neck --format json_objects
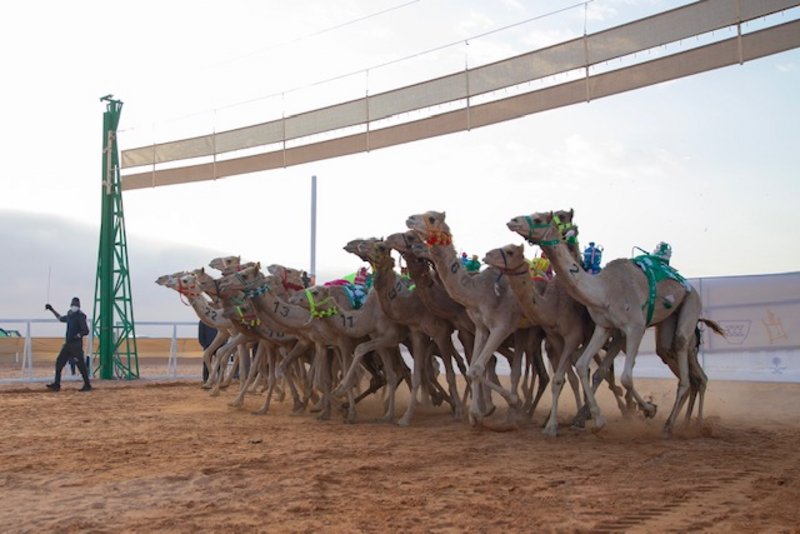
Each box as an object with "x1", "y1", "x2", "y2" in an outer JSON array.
[
  {"x1": 503, "y1": 269, "x2": 555, "y2": 327},
  {"x1": 542, "y1": 243, "x2": 605, "y2": 309},
  {"x1": 428, "y1": 243, "x2": 480, "y2": 308}
]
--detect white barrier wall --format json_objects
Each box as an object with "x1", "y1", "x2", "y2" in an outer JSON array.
[{"x1": 635, "y1": 271, "x2": 800, "y2": 382}]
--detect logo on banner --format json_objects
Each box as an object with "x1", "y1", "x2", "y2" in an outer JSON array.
[
  {"x1": 717, "y1": 320, "x2": 751, "y2": 345},
  {"x1": 769, "y1": 356, "x2": 787, "y2": 375},
  {"x1": 762, "y1": 309, "x2": 788, "y2": 345}
]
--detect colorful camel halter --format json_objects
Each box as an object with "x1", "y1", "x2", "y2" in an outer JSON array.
[
  {"x1": 232, "y1": 271, "x2": 266, "y2": 296},
  {"x1": 281, "y1": 270, "x2": 305, "y2": 292},
  {"x1": 305, "y1": 289, "x2": 337, "y2": 319},
  {"x1": 176, "y1": 276, "x2": 203, "y2": 306},
  {"x1": 553, "y1": 213, "x2": 578, "y2": 246},
  {"x1": 231, "y1": 295, "x2": 261, "y2": 327},
  {"x1": 492, "y1": 247, "x2": 530, "y2": 296},
  {"x1": 632, "y1": 254, "x2": 692, "y2": 325},
  {"x1": 523, "y1": 215, "x2": 561, "y2": 247},
  {"x1": 422, "y1": 218, "x2": 453, "y2": 246},
  {"x1": 244, "y1": 281, "x2": 269, "y2": 299}
]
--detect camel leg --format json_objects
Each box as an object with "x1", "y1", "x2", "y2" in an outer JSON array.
[
  {"x1": 467, "y1": 328, "x2": 519, "y2": 424},
  {"x1": 255, "y1": 350, "x2": 279, "y2": 415},
  {"x1": 616, "y1": 326, "x2": 655, "y2": 420},
  {"x1": 525, "y1": 331, "x2": 549, "y2": 417},
  {"x1": 398, "y1": 332, "x2": 429, "y2": 427},
  {"x1": 432, "y1": 332, "x2": 463, "y2": 420},
  {"x1": 230, "y1": 342, "x2": 266, "y2": 408},
  {"x1": 574, "y1": 326, "x2": 615, "y2": 432},
  {"x1": 574, "y1": 334, "x2": 627, "y2": 426},
  {"x1": 277, "y1": 340, "x2": 312, "y2": 414},
  {"x1": 685, "y1": 337, "x2": 708, "y2": 425},
  {"x1": 662, "y1": 299, "x2": 701, "y2": 437},
  {"x1": 542, "y1": 342, "x2": 581, "y2": 437},
  {"x1": 468, "y1": 326, "x2": 489, "y2": 421},
  {"x1": 209, "y1": 338, "x2": 242, "y2": 397},
  {"x1": 312, "y1": 345, "x2": 332, "y2": 421},
  {"x1": 201, "y1": 332, "x2": 229, "y2": 389},
  {"x1": 374, "y1": 347, "x2": 402, "y2": 423}
]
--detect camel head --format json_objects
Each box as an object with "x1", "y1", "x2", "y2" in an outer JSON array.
[
  {"x1": 218, "y1": 264, "x2": 263, "y2": 295},
  {"x1": 267, "y1": 264, "x2": 306, "y2": 292},
  {"x1": 209, "y1": 255, "x2": 241, "y2": 275},
  {"x1": 343, "y1": 238, "x2": 364, "y2": 256},
  {"x1": 162, "y1": 272, "x2": 205, "y2": 299},
  {"x1": 384, "y1": 231, "x2": 421, "y2": 255},
  {"x1": 483, "y1": 244, "x2": 529, "y2": 274},
  {"x1": 405, "y1": 211, "x2": 452, "y2": 246},
  {"x1": 343, "y1": 237, "x2": 381, "y2": 262},
  {"x1": 155, "y1": 270, "x2": 190, "y2": 286},
  {"x1": 361, "y1": 240, "x2": 394, "y2": 271},
  {"x1": 190, "y1": 267, "x2": 218, "y2": 296},
  {"x1": 507, "y1": 211, "x2": 563, "y2": 246}
]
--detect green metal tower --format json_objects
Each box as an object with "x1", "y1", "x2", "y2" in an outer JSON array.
[{"x1": 92, "y1": 95, "x2": 139, "y2": 380}]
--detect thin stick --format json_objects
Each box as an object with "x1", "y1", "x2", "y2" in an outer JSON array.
[{"x1": 46, "y1": 266, "x2": 52, "y2": 304}]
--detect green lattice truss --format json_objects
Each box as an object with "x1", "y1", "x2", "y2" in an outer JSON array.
[{"x1": 92, "y1": 96, "x2": 139, "y2": 380}]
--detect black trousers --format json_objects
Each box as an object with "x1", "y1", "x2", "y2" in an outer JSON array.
[{"x1": 54, "y1": 340, "x2": 90, "y2": 386}]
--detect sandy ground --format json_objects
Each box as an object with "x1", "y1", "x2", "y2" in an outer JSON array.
[{"x1": 1, "y1": 371, "x2": 799, "y2": 533}]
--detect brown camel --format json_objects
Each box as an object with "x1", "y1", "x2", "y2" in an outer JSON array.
[
  {"x1": 406, "y1": 210, "x2": 536, "y2": 425},
  {"x1": 155, "y1": 271, "x2": 235, "y2": 389},
  {"x1": 192, "y1": 267, "x2": 306, "y2": 412},
  {"x1": 219, "y1": 265, "x2": 405, "y2": 423},
  {"x1": 349, "y1": 237, "x2": 467, "y2": 423},
  {"x1": 388, "y1": 231, "x2": 549, "y2": 417},
  {"x1": 483, "y1": 243, "x2": 628, "y2": 435},
  {"x1": 507, "y1": 211, "x2": 724, "y2": 436}
]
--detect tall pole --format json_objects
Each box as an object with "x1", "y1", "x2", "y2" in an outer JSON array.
[
  {"x1": 310, "y1": 175, "x2": 317, "y2": 282},
  {"x1": 92, "y1": 95, "x2": 139, "y2": 380}
]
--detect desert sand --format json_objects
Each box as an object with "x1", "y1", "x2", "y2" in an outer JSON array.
[{"x1": 1, "y1": 371, "x2": 799, "y2": 533}]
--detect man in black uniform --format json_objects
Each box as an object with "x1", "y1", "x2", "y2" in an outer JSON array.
[
  {"x1": 45, "y1": 297, "x2": 92, "y2": 392},
  {"x1": 198, "y1": 321, "x2": 218, "y2": 382}
]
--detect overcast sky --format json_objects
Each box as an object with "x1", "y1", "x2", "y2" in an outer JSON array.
[{"x1": 1, "y1": 0, "x2": 799, "y2": 329}]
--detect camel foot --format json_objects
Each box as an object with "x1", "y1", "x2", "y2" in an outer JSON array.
[
  {"x1": 377, "y1": 413, "x2": 396, "y2": 424},
  {"x1": 661, "y1": 426, "x2": 673, "y2": 440},
  {"x1": 542, "y1": 424, "x2": 559, "y2": 437},
  {"x1": 590, "y1": 414, "x2": 607, "y2": 433},
  {"x1": 209, "y1": 389, "x2": 220, "y2": 397},
  {"x1": 291, "y1": 401, "x2": 307, "y2": 415},
  {"x1": 571, "y1": 416, "x2": 587, "y2": 429},
  {"x1": 316, "y1": 411, "x2": 331, "y2": 421},
  {"x1": 228, "y1": 399, "x2": 244, "y2": 408},
  {"x1": 468, "y1": 410, "x2": 481, "y2": 427},
  {"x1": 396, "y1": 415, "x2": 412, "y2": 427},
  {"x1": 641, "y1": 402, "x2": 658, "y2": 419},
  {"x1": 200, "y1": 383, "x2": 212, "y2": 390}
]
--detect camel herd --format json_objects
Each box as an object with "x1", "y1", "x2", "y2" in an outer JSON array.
[{"x1": 157, "y1": 209, "x2": 724, "y2": 437}]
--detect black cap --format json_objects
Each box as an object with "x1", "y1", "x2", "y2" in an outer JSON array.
[{"x1": 71, "y1": 297, "x2": 80, "y2": 307}]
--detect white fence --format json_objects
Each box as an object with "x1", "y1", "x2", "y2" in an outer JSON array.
[{"x1": 0, "y1": 319, "x2": 202, "y2": 384}]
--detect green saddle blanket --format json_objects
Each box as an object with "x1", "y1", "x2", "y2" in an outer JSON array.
[{"x1": 632, "y1": 255, "x2": 692, "y2": 325}]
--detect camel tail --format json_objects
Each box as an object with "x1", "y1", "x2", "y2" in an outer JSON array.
[{"x1": 699, "y1": 318, "x2": 726, "y2": 338}]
